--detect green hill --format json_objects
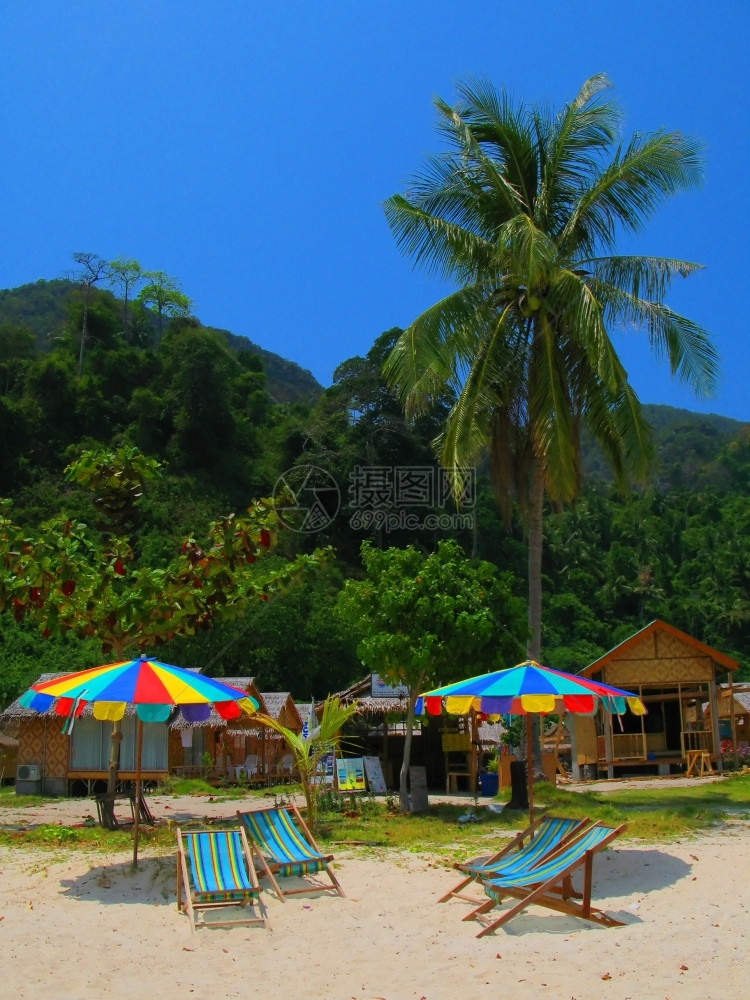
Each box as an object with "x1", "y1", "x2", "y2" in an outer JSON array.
[{"x1": 0, "y1": 279, "x2": 323, "y2": 404}]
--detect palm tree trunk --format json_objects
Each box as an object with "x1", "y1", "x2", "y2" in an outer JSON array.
[{"x1": 526, "y1": 457, "x2": 545, "y2": 779}]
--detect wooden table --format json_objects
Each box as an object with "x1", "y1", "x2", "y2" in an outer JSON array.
[
  {"x1": 446, "y1": 770, "x2": 474, "y2": 793},
  {"x1": 95, "y1": 791, "x2": 154, "y2": 830}
]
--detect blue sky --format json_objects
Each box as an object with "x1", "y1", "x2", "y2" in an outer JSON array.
[{"x1": 2, "y1": 2, "x2": 748, "y2": 420}]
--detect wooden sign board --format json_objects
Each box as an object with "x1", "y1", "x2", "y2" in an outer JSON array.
[
  {"x1": 335, "y1": 757, "x2": 366, "y2": 793},
  {"x1": 409, "y1": 765, "x2": 429, "y2": 813},
  {"x1": 363, "y1": 756, "x2": 387, "y2": 794}
]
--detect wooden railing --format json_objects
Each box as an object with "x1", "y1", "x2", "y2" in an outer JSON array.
[
  {"x1": 683, "y1": 730, "x2": 712, "y2": 753},
  {"x1": 612, "y1": 732, "x2": 646, "y2": 759},
  {"x1": 597, "y1": 733, "x2": 646, "y2": 760}
]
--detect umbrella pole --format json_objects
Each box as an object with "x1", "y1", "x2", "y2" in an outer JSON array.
[
  {"x1": 133, "y1": 717, "x2": 143, "y2": 867},
  {"x1": 525, "y1": 714, "x2": 534, "y2": 828}
]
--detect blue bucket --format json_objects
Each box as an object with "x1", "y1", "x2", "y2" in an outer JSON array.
[{"x1": 479, "y1": 772, "x2": 499, "y2": 797}]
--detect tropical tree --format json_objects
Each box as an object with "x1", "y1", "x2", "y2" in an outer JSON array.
[
  {"x1": 107, "y1": 256, "x2": 143, "y2": 339},
  {"x1": 383, "y1": 75, "x2": 718, "y2": 765},
  {"x1": 138, "y1": 270, "x2": 191, "y2": 341},
  {"x1": 336, "y1": 539, "x2": 526, "y2": 812},
  {"x1": 257, "y1": 695, "x2": 358, "y2": 833},
  {"x1": 70, "y1": 252, "x2": 109, "y2": 377},
  {"x1": 0, "y1": 445, "x2": 330, "y2": 791}
]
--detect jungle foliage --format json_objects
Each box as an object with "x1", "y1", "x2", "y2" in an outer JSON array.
[{"x1": 0, "y1": 271, "x2": 748, "y2": 711}]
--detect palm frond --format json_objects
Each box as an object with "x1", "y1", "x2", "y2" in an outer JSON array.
[
  {"x1": 561, "y1": 129, "x2": 705, "y2": 254},
  {"x1": 439, "y1": 313, "x2": 522, "y2": 473},
  {"x1": 500, "y1": 214, "x2": 558, "y2": 288},
  {"x1": 529, "y1": 316, "x2": 578, "y2": 501},
  {"x1": 590, "y1": 279, "x2": 719, "y2": 396},
  {"x1": 383, "y1": 194, "x2": 496, "y2": 282},
  {"x1": 584, "y1": 255, "x2": 704, "y2": 301},
  {"x1": 537, "y1": 74, "x2": 620, "y2": 229},
  {"x1": 449, "y1": 78, "x2": 539, "y2": 211},
  {"x1": 433, "y1": 96, "x2": 528, "y2": 219},
  {"x1": 549, "y1": 268, "x2": 622, "y2": 389},
  {"x1": 383, "y1": 283, "x2": 499, "y2": 415}
]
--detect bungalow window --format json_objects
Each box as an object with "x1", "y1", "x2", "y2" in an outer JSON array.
[{"x1": 70, "y1": 718, "x2": 168, "y2": 771}]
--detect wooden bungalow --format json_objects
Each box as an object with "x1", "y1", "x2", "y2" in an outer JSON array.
[
  {"x1": 168, "y1": 677, "x2": 267, "y2": 780},
  {"x1": 706, "y1": 684, "x2": 750, "y2": 748},
  {"x1": 1, "y1": 673, "x2": 270, "y2": 795},
  {"x1": 1, "y1": 672, "x2": 170, "y2": 795},
  {"x1": 256, "y1": 692, "x2": 302, "y2": 779},
  {"x1": 0, "y1": 732, "x2": 19, "y2": 784},
  {"x1": 335, "y1": 673, "x2": 507, "y2": 792},
  {"x1": 571, "y1": 620, "x2": 738, "y2": 779}
]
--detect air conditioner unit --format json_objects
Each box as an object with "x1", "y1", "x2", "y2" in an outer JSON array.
[{"x1": 17, "y1": 764, "x2": 41, "y2": 781}]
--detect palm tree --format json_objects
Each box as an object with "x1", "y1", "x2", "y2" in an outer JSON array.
[
  {"x1": 383, "y1": 75, "x2": 718, "y2": 766},
  {"x1": 257, "y1": 696, "x2": 358, "y2": 833}
]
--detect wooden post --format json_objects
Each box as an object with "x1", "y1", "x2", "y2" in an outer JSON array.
[
  {"x1": 133, "y1": 717, "x2": 143, "y2": 867},
  {"x1": 708, "y1": 680, "x2": 721, "y2": 761},
  {"x1": 728, "y1": 672, "x2": 737, "y2": 765},
  {"x1": 525, "y1": 713, "x2": 534, "y2": 827}
]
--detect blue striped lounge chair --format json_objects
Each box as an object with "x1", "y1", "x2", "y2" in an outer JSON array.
[
  {"x1": 237, "y1": 803, "x2": 344, "y2": 901},
  {"x1": 176, "y1": 827, "x2": 269, "y2": 932},
  {"x1": 466, "y1": 821, "x2": 627, "y2": 936},
  {"x1": 439, "y1": 813, "x2": 590, "y2": 905}
]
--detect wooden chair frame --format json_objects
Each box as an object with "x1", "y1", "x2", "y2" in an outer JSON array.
[
  {"x1": 237, "y1": 803, "x2": 344, "y2": 902},
  {"x1": 466, "y1": 821, "x2": 627, "y2": 936},
  {"x1": 176, "y1": 826, "x2": 269, "y2": 933},
  {"x1": 439, "y1": 813, "x2": 590, "y2": 906}
]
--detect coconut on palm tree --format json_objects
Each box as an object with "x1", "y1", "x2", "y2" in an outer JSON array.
[{"x1": 383, "y1": 74, "x2": 718, "y2": 770}]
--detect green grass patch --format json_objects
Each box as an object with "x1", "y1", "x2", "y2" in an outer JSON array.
[
  {"x1": 0, "y1": 785, "x2": 59, "y2": 809},
  {"x1": 2, "y1": 777, "x2": 749, "y2": 860}
]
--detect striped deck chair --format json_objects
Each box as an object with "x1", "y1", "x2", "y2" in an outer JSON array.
[
  {"x1": 237, "y1": 804, "x2": 344, "y2": 902},
  {"x1": 439, "y1": 813, "x2": 590, "y2": 906},
  {"x1": 466, "y1": 821, "x2": 627, "y2": 936},
  {"x1": 176, "y1": 827, "x2": 269, "y2": 933}
]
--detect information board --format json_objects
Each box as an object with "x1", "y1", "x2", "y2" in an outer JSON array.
[
  {"x1": 335, "y1": 757, "x2": 366, "y2": 792},
  {"x1": 312, "y1": 751, "x2": 335, "y2": 787},
  {"x1": 362, "y1": 756, "x2": 387, "y2": 794},
  {"x1": 370, "y1": 673, "x2": 409, "y2": 699}
]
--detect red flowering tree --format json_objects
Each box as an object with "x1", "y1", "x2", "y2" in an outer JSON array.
[{"x1": 0, "y1": 445, "x2": 328, "y2": 790}]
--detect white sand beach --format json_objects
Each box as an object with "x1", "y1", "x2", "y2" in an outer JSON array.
[{"x1": 1, "y1": 788, "x2": 747, "y2": 1000}]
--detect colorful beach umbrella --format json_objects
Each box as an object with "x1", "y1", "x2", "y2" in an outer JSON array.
[
  {"x1": 20, "y1": 655, "x2": 259, "y2": 863},
  {"x1": 416, "y1": 660, "x2": 646, "y2": 823}
]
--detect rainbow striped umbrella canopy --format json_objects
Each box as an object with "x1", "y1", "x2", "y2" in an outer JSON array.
[
  {"x1": 416, "y1": 660, "x2": 646, "y2": 718},
  {"x1": 19, "y1": 655, "x2": 259, "y2": 724}
]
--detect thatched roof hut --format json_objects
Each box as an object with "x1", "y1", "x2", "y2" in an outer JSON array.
[
  {"x1": 573, "y1": 619, "x2": 738, "y2": 778},
  {"x1": 260, "y1": 692, "x2": 302, "y2": 731}
]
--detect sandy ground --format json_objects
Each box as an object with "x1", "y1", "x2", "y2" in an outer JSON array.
[{"x1": 1, "y1": 780, "x2": 748, "y2": 1000}]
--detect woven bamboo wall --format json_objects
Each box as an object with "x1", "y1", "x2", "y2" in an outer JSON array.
[
  {"x1": 601, "y1": 631, "x2": 713, "y2": 686},
  {"x1": 18, "y1": 718, "x2": 69, "y2": 778}
]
